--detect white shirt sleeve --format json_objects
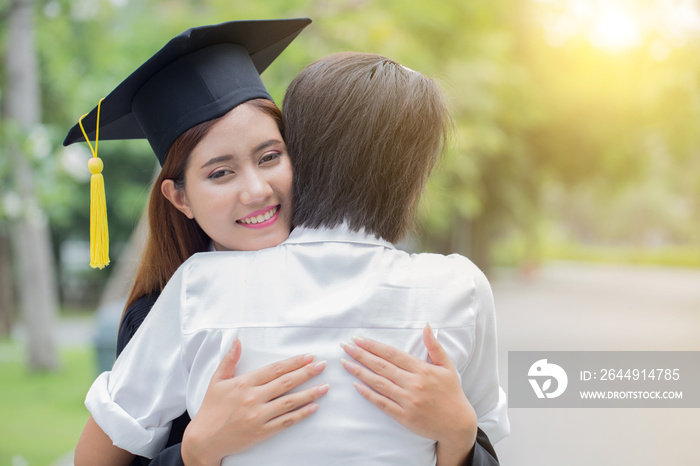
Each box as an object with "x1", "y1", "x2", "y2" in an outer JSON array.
[
  {"x1": 85, "y1": 264, "x2": 189, "y2": 458},
  {"x1": 448, "y1": 265, "x2": 510, "y2": 444}
]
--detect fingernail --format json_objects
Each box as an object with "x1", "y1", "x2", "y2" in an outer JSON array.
[
  {"x1": 353, "y1": 382, "x2": 367, "y2": 394},
  {"x1": 314, "y1": 361, "x2": 327, "y2": 371},
  {"x1": 308, "y1": 403, "x2": 319, "y2": 413},
  {"x1": 340, "y1": 341, "x2": 357, "y2": 355},
  {"x1": 317, "y1": 383, "x2": 330, "y2": 394},
  {"x1": 303, "y1": 353, "x2": 315, "y2": 363},
  {"x1": 351, "y1": 336, "x2": 365, "y2": 347},
  {"x1": 341, "y1": 358, "x2": 357, "y2": 370},
  {"x1": 425, "y1": 322, "x2": 432, "y2": 332}
]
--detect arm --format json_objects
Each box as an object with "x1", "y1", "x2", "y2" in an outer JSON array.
[
  {"x1": 342, "y1": 269, "x2": 509, "y2": 465},
  {"x1": 75, "y1": 416, "x2": 135, "y2": 466},
  {"x1": 341, "y1": 329, "x2": 501, "y2": 465},
  {"x1": 72, "y1": 294, "x2": 162, "y2": 466},
  {"x1": 467, "y1": 428, "x2": 500, "y2": 466},
  {"x1": 179, "y1": 339, "x2": 328, "y2": 466},
  {"x1": 457, "y1": 271, "x2": 509, "y2": 444},
  {"x1": 341, "y1": 326, "x2": 477, "y2": 466},
  {"x1": 116, "y1": 294, "x2": 187, "y2": 466},
  {"x1": 78, "y1": 271, "x2": 191, "y2": 461},
  {"x1": 115, "y1": 293, "x2": 328, "y2": 466}
]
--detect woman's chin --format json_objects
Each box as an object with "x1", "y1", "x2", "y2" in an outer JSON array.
[{"x1": 214, "y1": 227, "x2": 291, "y2": 252}]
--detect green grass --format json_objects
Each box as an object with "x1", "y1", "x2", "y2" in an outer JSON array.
[
  {"x1": 492, "y1": 233, "x2": 700, "y2": 269},
  {"x1": 543, "y1": 242, "x2": 700, "y2": 268},
  {"x1": 0, "y1": 340, "x2": 94, "y2": 466}
]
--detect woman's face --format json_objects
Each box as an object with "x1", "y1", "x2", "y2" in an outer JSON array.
[{"x1": 162, "y1": 102, "x2": 292, "y2": 251}]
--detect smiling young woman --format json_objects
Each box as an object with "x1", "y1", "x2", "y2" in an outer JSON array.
[
  {"x1": 160, "y1": 100, "x2": 292, "y2": 254},
  {"x1": 125, "y1": 98, "x2": 291, "y2": 312}
]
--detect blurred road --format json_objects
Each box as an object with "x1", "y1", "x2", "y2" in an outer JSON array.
[{"x1": 491, "y1": 261, "x2": 700, "y2": 466}]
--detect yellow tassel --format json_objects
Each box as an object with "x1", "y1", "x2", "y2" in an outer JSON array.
[
  {"x1": 79, "y1": 97, "x2": 110, "y2": 269},
  {"x1": 88, "y1": 157, "x2": 109, "y2": 269}
]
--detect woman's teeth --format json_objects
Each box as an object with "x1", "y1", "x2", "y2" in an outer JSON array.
[{"x1": 239, "y1": 206, "x2": 278, "y2": 225}]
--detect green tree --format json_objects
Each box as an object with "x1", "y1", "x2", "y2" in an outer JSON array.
[{"x1": 2, "y1": 0, "x2": 59, "y2": 370}]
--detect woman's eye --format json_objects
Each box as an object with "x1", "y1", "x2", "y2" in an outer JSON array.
[
  {"x1": 260, "y1": 152, "x2": 281, "y2": 164},
  {"x1": 208, "y1": 169, "x2": 232, "y2": 180}
]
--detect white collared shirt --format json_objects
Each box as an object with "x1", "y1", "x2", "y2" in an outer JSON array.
[{"x1": 87, "y1": 225, "x2": 509, "y2": 464}]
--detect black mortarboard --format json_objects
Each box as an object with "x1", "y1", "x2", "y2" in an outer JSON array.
[{"x1": 63, "y1": 18, "x2": 311, "y2": 165}]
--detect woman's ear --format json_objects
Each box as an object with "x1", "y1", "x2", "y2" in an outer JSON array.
[{"x1": 161, "y1": 180, "x2": 194, "y2": 219}]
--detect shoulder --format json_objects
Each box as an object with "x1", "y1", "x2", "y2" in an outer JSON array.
[
  {"x1": 409, "y1": 252, "x2": 496, "y2": 330},
  {"x1": 178, "y1": 250, "x2": 265, "y2": 291},
  {"x1": 116, "y1": 293, "x2": 161, "y2": 356},
  {"x1": 179, "y1": 250, "x2": 253, "y2": 275},
  {"x1": 387, "y1": 250, "x2": 495, "y2": 327},
  {"x1": 438, "y1": 253, "x2": 496, "y2": 319},
  {"x1": 445, "y1": 253, "x2": 492, "y2": 298},
  {"x1": 407, "y1": 251, "x2": 491, "y2": 292}
]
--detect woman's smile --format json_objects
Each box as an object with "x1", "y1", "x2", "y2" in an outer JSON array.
[
  {"x1": 164, "y1": 102, "x2": 293, "y2": 251},
  {"x1": 237, "y1": 205, "x2": 281, "y2": 228}
]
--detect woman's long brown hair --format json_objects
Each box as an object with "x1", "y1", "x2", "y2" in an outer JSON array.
[{"x1": 123, "y1": 99, "x2": 283, "y2": 314}]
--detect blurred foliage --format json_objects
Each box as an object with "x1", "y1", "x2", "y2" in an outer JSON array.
[{"x1": 2, "y1": 0, "x2": 700, "y2": 307}]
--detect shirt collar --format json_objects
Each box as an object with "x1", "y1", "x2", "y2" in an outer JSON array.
[{"x1": 284, "y1": 223, "x2": 395, "y2": 250}]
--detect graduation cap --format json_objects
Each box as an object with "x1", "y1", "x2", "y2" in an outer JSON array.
[
  {"x1": 64, "y1": 18, "x2": 311, "y2": 163},
  {"x1": 63, "y1": 18, "x2": 311, "y2": 268}
]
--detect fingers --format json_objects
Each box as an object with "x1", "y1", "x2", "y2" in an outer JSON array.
[
  {"x1": 340, "y1": 341, "x2": 408, "y2": 386},
  {"x1": 212, "y1": 338, "x2": 242, "y2": 382},
  {"x1": 422, "y1": 324, "x2": 455, "y2": 370},
  {"x1": 262, "y1": 360, "x2": 327, "y2": 401},
  {"x1": 264, "y1": 399, "x2": 321, "y2": 436},
  {"x1": 352, "y1": 381, "x2": 403, "y2": 420},
  {"x1": 265, "y1": 383, "x2": 329, "y2": 421},
  {"x1": 262, "y1": 385, "x2": 330, "y2": 437},
  {"x1": 341, "y1": 357, "x2": 402, "y2": 400},
  {"x1": 247, "y1": 352, "x2": 317, "y2": 386},
  {"x1": 347, "y1": 337, "x2": 416, "y2": 372}
]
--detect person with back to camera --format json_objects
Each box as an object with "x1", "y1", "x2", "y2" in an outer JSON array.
[{"x1": 65, "y1": 20, "x2": 507, "y2": 466}]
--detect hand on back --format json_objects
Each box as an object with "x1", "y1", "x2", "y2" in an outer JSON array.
[
  {"x1": 182, "y1": 339, "x2": 328, "y2": 466},
  {"x1": 340, "y1": 325, "x2": 478, "y2": 466},
  {"x1": 184, "y1": 327, "x2": 478, "y2": 466}
]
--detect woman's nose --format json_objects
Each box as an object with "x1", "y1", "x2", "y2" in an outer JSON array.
[{"x1": 239, "y1": 171, "x2": 273, "y2": 205}]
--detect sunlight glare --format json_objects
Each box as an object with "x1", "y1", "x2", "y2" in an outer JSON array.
[
  {"x1": 535, "y1": 0, "x2": 700, "y2": 52},
  {"x1": 589, "y1": 6, "x2": 640, "y2": 51}
]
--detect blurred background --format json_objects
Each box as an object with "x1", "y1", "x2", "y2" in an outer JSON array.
[{"x1": 1, "y1": 0, "x2": 699, "y2": 464}]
